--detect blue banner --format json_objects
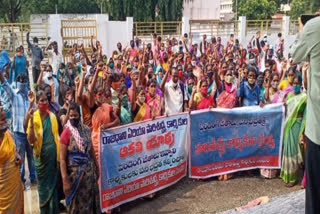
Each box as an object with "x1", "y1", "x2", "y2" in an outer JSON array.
[
  {"x1": 189, "y1": 104, "x2": 284, "y2": 179},
  {"x1": 99, "y1": 113, "x2": 189, "y2": 211}
]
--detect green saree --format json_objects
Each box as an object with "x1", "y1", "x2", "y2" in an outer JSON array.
[
  {"x1": 34, "y1": 116, "x2": 59, "y2": 214},
  {"x1": 280, "y1": 92, "x2": 307, "y2": 184}
]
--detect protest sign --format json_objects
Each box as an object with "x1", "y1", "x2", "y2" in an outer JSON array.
[
  {"x1": 189, "y1": 103, "x2": 285, "y2": 179},
  {"x1": 99, "y1": 113, "x2": 189, "y2": 211}
]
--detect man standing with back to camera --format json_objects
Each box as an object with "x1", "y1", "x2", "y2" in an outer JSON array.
[{"x1": 290, "y1": 13, "x2": 320, "y2": 214}]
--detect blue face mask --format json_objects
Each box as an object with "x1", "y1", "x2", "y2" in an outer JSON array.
[
  {"x1": 109, "y1": 63, "x2": 114, "y2": 69},
  {"x1": 293, "y1": 85, "x2": 301, "y2": 94},
  {"x1": 17, "y1": 82, "x2": 28, "y2": 94}
]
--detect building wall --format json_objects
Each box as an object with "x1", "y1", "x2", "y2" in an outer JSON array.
[{"x1": 183, "y1": 0, "x2": 220, "y2": 20}]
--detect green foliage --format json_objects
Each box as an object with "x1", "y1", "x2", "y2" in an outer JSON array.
[
  {"x1": 289, "y1": 0, "x2": 320, "y2": 19},
  {"x1": 0, "y1": 0, "x2": 23, "y2": 22},
  {"x1": 235, "y1": 0, "x2": 278, "y2": 19},
  {"x1": 289, "y1": 0, "x2": 308, "y2": 18}
]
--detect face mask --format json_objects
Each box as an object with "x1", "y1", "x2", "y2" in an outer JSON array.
[
  {"x1": 277, "y1": 54, "x2": 282, "y2": 60},
  {"x1": 149, "y1": 60, "x2": 154, "y2": 65},
  {"x1": 121, "y1": 94, "x2": 129, "y2": 107},
  {"x1": 68, "y1": 69, "x2": 73, "y2": 75},
  {"x1": 103, "y1": 59, "x2": 108, "y2": 64},
  {"x1": 34, "y1": 42, "x2": 38, "y2": 47},
  {"x1": 200, "y1": 87, "x2": 208, "y2": 95},
  {"x1": 46, "y1": 72, "x2": 53, "y2": 78},
  {"x1": 257, "y1": 78, "x2": 264, "y2": 87},
  {"x1": 248, "y1": 78, "x2": 256, "y2": 85},
  {"x1": 188, "y1": 85, "x2": 193, "y2": 94},
  {"x1": 17, "y1": 82, "x2": 28, "y2": 93},
  {"x1": 38, "y1": 103, "x2": 49, "y2": 112},
  {"x1": 249, "y1": 58, "x2": 256, "y2": 65},
  {"x1": 191, "y1": 61, "x2": 196, "y2": 66},
  {"x1": 47, "y1": 93, "x2": 52, "y2": 103},
  {"x1": 225, "y1": 76, "x2": 233, "y2": 84},
  {"x1": 207, "y1": 72, "x2": 213, "y2": 79},
  {"x1": 138, "y1": 95, "x2": 145, "y2": 103},
  {"x1": 288, "y1": 76, "x2": 294, "y2": 83},
  {"x1": 163, "y1": 57, "x2": 168, "y2": 63},
  {"x1": 70, "y1": 118, "x2": 80, "y2": 127},
  {"x1": 271, "y1": 82, "x2": 279, "y2": 89},
  {"x1": 293, "y1": 85, "x2": 301, "y2": 94},
  {"x1": 109, "y1": 63, "x2": 114, "y2": 69},
  {"x1": 131, "y1": 44, "x2": 134, "y2": 49}
]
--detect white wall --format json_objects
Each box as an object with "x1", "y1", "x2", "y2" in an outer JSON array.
[
  {"x1": 183, "y1": 0, "x2": 220, "y2": 20},
  {"x1": 104, "y1": 17, "x2": 133, "y2": 57}
]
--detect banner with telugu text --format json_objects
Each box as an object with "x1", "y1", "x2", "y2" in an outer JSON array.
[
  {"x1": 99, "y1": 113, "x2": 189, "y2": 211},
  {"x1": 189, "y1": 103, "x2": 285, "y2": 179}
]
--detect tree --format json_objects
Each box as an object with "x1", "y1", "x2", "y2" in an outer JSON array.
[
  {"x1": 0, "y1": 0, "x2": 24, "y2": 22},
  {"x1": 235, "y1": 0, "x2": 278, "y2": 19},
  {"x1": 289, "y1": 0, "x2": 308, "y2": 18}
]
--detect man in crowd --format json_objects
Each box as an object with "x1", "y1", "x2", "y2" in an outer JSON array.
[{"x1": 27, "y1": 31, "x2": 44, "y2": 85}]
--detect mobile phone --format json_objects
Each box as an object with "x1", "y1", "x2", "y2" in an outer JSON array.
[{"x1": 301, "y1": 15, "x2": 318, "y2": 25}]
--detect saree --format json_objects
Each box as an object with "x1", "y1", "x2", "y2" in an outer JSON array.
[
  {"x1": 194, "y1": 93, "x2": 215, "y2": 110},
  {"x1": 217, "y1": 83, "x2": 237, "y2": 108},
  {"x1": 0, "y1": 130, "x2": 24, "y2": 214},
  {"x1": 280, "y1": 92, "x2": 307, "y2": 184},
  {"x1": 34, "y1": 116, "x2": 59, "y2": 214},
  {"x1": 64, "y1": 123, "x2": 100, "y2": 213},
  {"x1": 146, "y1": 94, "x2": 162, "y2": 117},
  {"x1": 92, "y1": 103, "x2": 112, "y2": 160},
  {"x1": 120, "y1": 105, "x2": 132, "y2": 125},
  {"x1": 133, "y1": 103, "x2": 151, "y2": 122}
]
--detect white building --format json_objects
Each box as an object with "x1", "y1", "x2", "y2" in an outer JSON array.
[
  {"x1": 220, "y1": 0, "x2": 234, "y2": 21},
  {"x1": 183, "y1": 0, "x2": 220, "y2": 20}
]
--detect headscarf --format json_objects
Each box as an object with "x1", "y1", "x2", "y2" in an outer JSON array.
[{"x1": 0, "y1": 51, "x2": 10, "y2": 73}]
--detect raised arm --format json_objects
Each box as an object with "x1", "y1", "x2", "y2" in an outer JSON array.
[
  {"x1": 160, "y1": 67, "x2": 170, "y2": 93},
  {"x1": 26, "y1": 32, "x2": 33, "y2": 49},
  {"x1": 37, "y1": 65, "x2": 45, "y2": 88}
]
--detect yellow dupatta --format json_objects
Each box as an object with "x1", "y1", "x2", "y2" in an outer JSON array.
[
  {"x1": 0, "y1": 131, "x2": 15, "y2": 165},
  {"x1": 27, "y1": 110, "x2": 60, "y2": 162},
  {"x1": 134, "y1": 103, "x2": 147, "y2": 122}
]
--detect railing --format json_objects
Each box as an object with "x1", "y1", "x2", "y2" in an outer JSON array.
[
  {"x1": 0, "y1": 22, "x2": 49, "y2": 57},
  {"x1": 246, "y1": 19, "x2": 283, "y2": 36},
  {"x1": 134, "y1": 21, "x2": 182, "y2": 38},
  {"x1": 289, "y1": 19, "x2": 299, "y2": 35},
  {"x1": 189, "y1": 20, "x2": 239, "y2": 41}
]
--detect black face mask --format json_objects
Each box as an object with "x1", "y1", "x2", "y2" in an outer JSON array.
[
  {"x1": 207, "y1": 72, "x2": 214, "y2": 79},
  {"x1": 47, "y1": 94, "x2": 52, "y2": 103},
  {"x1": 70, "y1": 118, "x2": 80, "y2": 127},
  {"x1": 163, "y1": 57, "x2": 168, "y2": 62}
]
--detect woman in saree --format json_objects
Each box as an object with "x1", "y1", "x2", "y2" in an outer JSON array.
[
  {"x1": 279, "y1": 67, "x2": 295, "y2": 97},
  {"x1": 91, "y1": 85, "x2": 120, "y2": 160},
  {"x1": 131, "y1": 78, "x2": 155, "y2": 122},
  {"x1": 280, "y1": 76, "x2": 306, "y2": 187},
  {"x1": 146, "y1": 79, "x2": 163, "y2": 117},
  {"x1": 60, "y1": 103, "x2": 100, "y2": 213},
  {"x1": 214, "y1": 69, "x2": 237, "y2": 180},
  {"x1": 0, "y1": 107, "x2": 24, "y2": 214},
  {"x1": 117, "y1": 83, "x2": 132, "y2": 125},
  {"x1": 189, "y1": 79, "x2": 215, "y2": 110},
  {"x1": 27, "y1": 90, "x2": 60, "y2": 213},
  {"x1": 215, "y1": 69, "x2": 237, "y2": 109},
  {"x1": 260, "y1": 72, "x2": 285, "y2": 179}
]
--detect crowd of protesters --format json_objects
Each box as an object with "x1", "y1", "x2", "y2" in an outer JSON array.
[{"x1": 0, "y1": 18, "x2": 316, "y2": 213}]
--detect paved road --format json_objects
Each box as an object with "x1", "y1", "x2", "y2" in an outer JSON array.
[{"x1": 221, "y1": 190, "x2": 305, "y2": 214}]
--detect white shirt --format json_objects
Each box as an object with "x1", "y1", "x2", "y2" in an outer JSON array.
[
  {"x1": 48, "y1": 49, "x2": 63, "y2": 75},
  {"x1": 164, "y1": 80, "x2": 187, "y2": 115}
]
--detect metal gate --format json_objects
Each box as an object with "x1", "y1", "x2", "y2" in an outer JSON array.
[{"x1": 61, "y1": 19, "x2": 97, "y2": 59}]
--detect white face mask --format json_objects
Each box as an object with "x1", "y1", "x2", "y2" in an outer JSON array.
[
  {"x1": 46, "y1": 72, "x2": 53, "y2": 78},
  {"x1": 191, "y1": 61, "x2": 196, "y2": 66},
  {"x1": 149, "y1": 60, "x2": 154, "y2": 65}
]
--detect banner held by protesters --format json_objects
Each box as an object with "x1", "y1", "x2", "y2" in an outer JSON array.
[
  {"x1": 189, "y1": 103, "x2": 285, "y2": 179},
  {"x1": 99, "y1": 113, "x2": 189, "y2": 211}
]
